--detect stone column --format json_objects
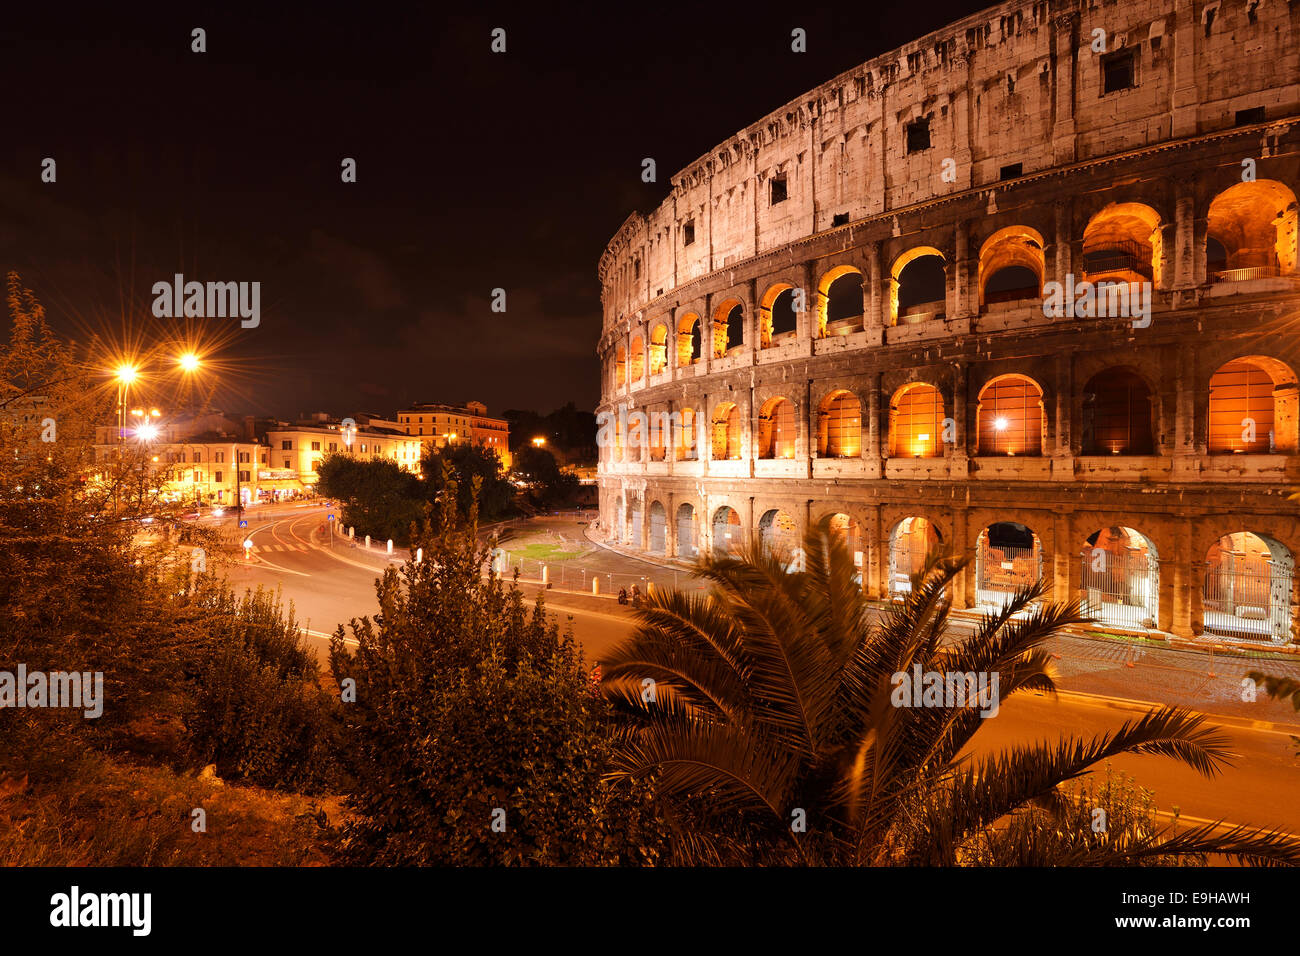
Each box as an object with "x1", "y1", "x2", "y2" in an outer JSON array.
[
  {"x1": 950, "y1": 361, "x2": 969, "y2": 478},
  {"x1": 864, "y1": 241, "x2": 885, "y2": 344},
  {"x1": 952, "y1": 505, "x2": 971, "y2": 608},
  {"x1": 1053, "y1": 199, "x2": 1073, "y2": 287},
  {"x1": 1050, "y1": 14, "x2": 1078, "y2": 164},
  {"x1": 866, "y1": 374, "x2": 882, "y2": 479},
  {"x1": 1052, "y1": 512, "x2": 1073, "y2": 604},
  {"x1": 1173, "y1": 175, "x2": 1198, "y2": 289}
]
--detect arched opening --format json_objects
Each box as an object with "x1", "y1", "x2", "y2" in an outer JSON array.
[
  {"x1": 1081, "y1": 368, "x2": 1155, "y2": 455},
  {"x1": 1080, "y1": 526, "x2": 1159, "y2": 629},
  {"x1": 979, "y1": 226, "x2": 1045, "y2": 309},
  {"x1": 1203, "y1": 532, "x2": 1294, "y2": 642},
  {"x1": 890, "y1": 517, "x2": 942, "y2": 595},
  {"x1": 758, "y1": 397, "x2": 796, "y2": 459},
  {"x1": 759, "y1": 509, "x2": 798, "y2": 563},
  {"x1": 1207, "y1": 180, "x2": 1298, "y2": 281},
  {"x1": 759, "y1": 284, "x2": 798, "y2": 348},
  {"x1": 648, "y1": 501, "x2": 667, "y2": 555},
  {"x1": 628, "y1": 498, "x2": 642, "y2": 547},
  {"x1": 817, "y1": 266, "x2": 864, "y2": 336},
  {"x1": 713, "y1": 298, "x2": 745, "y2": 356},
  {"x1": 817, "y1": 390, "x2": 862, "y2": 458},
  {"x1": 1207, "y1": 237, "x2": 1229, "y2": 275},
  {"x1": 677, "y1": 313, "x2": 702, "y2": 366},
  {"x1": 975, "y1": 521, "x2": 1043, "y2": 608},
  {"x1": 676, "y1": 406, "x2": 698, "y2": 461},
  {"x1": 711, "y1": 402, "x2": 742, "y2": 460},
  {"x1": 629, "y1": 336, "x2": 645, "y2": 382},
  {"x1": 889, "y1": 383, "x2": 945, "y2": 458},
  {"x1": 649, "y1": 324, "x2": 668, "y2": 376},
  {"x1": 976, "y1": 375, "x2": 1045, "y2": 456},
  {"x1": 1081, "y1": 202, "x2": 1161, "y2": 285},
  {"x1": 614, "y1": 346, "x2": 627, "y2": 388},
  {"x1": 826, "y1": 512, "x2": 864, "y2": 582},
  {"x1": 676, "y1": 503, "x2": 697, "y2": 558},
  {"x1": 891, "y1": 248, "x2": 946, "y2": 325},
  {"x1": 1208, "y1": 357, "x2": 1299, "y2": 454},
  {"x1": 712, "y1": 506, "x2": 743, "y2": 557}
]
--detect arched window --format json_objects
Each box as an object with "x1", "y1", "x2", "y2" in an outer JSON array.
[
  {"x1": 818, "y1": 391, "x2": 862, "y2": 457},
  {"x1": 1208, "y1": 360, "x2": 1277, "y2": 453},
  {"x1": 1081, "y1": 368, "x2": 1154, "y2": 455},
  {"x1": 712, "y1": 506, "x2": 742, "y2": 557},
  {"x1": 614, "y1": 347, "x2": 627, "y2": 387},
  {"x1": 713, "y1": 299, "x2": 745, "y2": 356},
  {"x1": 649, "y1": 324, "x2": 668, "y2": 375},
  {"x1": 711, "y1": 403, "x2": 742, "y2": 460},
  {"x1": 977, "y1": 375, "x2": 1044, "y2": 456},
  {"x1": 677, "y1": 313, "x2": 702, "y2": 366},
  {"x1": 1081, "y1": 202, "x2": 1161, "y2": 284},
  {"x1": 629, "y1": 337, "x2": 645, "y2": 382},
  {"x1": 979, "y1": 227, "x2": 1045, "y2": 310},
  {"x1": 892, "y1": 248, "x2": 946, "y2": 324},
  {"x1": 676, "y1": 407, "x2": 698, "y2": 461},
  {"x1": 890, "y1": 384, "x2": 944, "y2": 458},
  {"x1": 760, "y1": 284, "x2": 798, "y2": 348},
  {"x1": 758, "y1": 398, "x2": 796, "y2": 459},
  {"x1": 1207, "y1": 180, "x2": 1298, "y2": 281}
]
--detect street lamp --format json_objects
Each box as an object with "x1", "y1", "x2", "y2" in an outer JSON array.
[
  {"x1": 532, "y1": 436, "x2": 546, "y2": 447},
  {"x1": 178, "y1": 353, "x2": 201, "y2": 373}
]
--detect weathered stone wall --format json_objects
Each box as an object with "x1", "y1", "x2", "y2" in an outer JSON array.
[{"x1": 595, "y1": 0, "x2": 1300, "y2": 641}]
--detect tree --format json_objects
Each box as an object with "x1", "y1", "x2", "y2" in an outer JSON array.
[
  {"x1": 420, "y1": 441, "x2": 513, "y2": 520},
  {"x1": 601, "y1": 517, "x2": 1300, "y2": 866},
  {"x1": 314, "y1": 453, "x2": 425, "y2": 544},
  {"x1": 329, "y1": 480, "x2": 668, "y2": 865},
  {"x1": 509, "y1": 445, "x2": 578, "y2": 510}
]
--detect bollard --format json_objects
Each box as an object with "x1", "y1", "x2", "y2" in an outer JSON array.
[
  {"x1": 416, "y1": 547, "x2": 423, "y2": 563},
  {"x1": 647, "y1": 581, "x2": 655, "y2": 597},
  {"x1": 365, "y1": 535, "x2": 370, "y2": 549},
  {"x1": 349, "y1": 527, "x2": 354, "y2": 539},
  {"x1": 387, "y1": 539, "x2": 393, "y2": 555},
  {"x1": 592, "y1": 577, "x2": 600, "y2": 596},
  {"x1": 542, "y1": 565, "x2": 549, "y2": 586}
]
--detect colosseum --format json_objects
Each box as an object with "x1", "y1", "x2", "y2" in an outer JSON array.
[{"x1": 596, "y1": 0, "x2": 1300, "y2": 643}]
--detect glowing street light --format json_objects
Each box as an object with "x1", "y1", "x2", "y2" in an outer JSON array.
[
  {"x1": 115, "y1": 363, "x2": 138, "y2": 385},
  {"x1": 994, "y1": 417, "x2": 1009, "y2": 431},
  {"x1": 178, "y1": 353, "x2": 201, "y2": 373},
  {"x1": 137, "y1": 423, "x2": 160, "y2": 442},
  {"x1": 532, "y1": 436, "x2": 546, "y2": 447}
]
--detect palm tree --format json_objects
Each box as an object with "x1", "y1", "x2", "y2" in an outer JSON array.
[{"x1": 601, "y1": 516, "x2": 1299, "y2": 866}]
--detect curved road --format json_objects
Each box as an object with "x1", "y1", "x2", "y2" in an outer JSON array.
[{"x1": 214, "y1": 505, "x2": 1300, "y2": 835}]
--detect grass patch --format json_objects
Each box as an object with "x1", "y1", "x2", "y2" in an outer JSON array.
[
  {"x1": 506, "y1": 542, "x2": 585, "y2": 562},
  {"x1": 0, "y1": 747, "x2": 341, "y2": 866}
]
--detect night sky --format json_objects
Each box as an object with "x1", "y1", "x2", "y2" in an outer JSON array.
[{"x1": 1, "y1": 0, "x2": 988, "y2": 421}]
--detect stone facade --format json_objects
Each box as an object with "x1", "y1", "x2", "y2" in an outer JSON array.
[{"x1": 596, "y1": 0, "x2": 1300, "y2": 641}]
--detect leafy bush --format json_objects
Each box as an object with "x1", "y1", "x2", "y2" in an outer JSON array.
[
  {"x1": 184, "y1": 588, "x2": 344, "y2": 794},
  {"x1": 330, "y1": 486, "x2": 668, "y2": 865}
]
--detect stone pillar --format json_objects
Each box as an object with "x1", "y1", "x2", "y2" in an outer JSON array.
[
  {"x1": 1173, "y1": 175, "x2": 1198, "y2": 289},
  {"x1": 950, "y1": 361, "x2": 969, "y2": 477},
  {"x1": 954, "y1": 219, "x2": 975, "y2": 318},
  {"x1": 801, "y1": 259, "x2": 817, "y2": 350},
  {"x1": 871, "y1": 505, "x2": 888, "y2": 601},
  {"x1": 1053, "y1": 199, "x2": 1073, "y2": 287},
  {"x1": 1050, "y1": 14, "x2": 1078, "y2": 164},
  {"x1": 1170, "y1": 517, "x2": 1198, "y2": 638},
  {"x1": 952, "y1": 505, "x2": 971, "y2": 609},
  {"x1": 666, "y1": 491, "x2": 677, "y2": 558},
  {"x1": 866, "y1": 375, "x2": 882, "y2": 479},
  {"x1": 866, "y1": 241, "x2": 885, "y2": 343},
  {"x1": 1052, "y1": 512, "x2": 1073, "y2": 604}
]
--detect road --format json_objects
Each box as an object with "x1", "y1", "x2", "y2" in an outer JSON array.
[{"x1": 212, "y1": 504, "x2": 1300, "y2": 834}]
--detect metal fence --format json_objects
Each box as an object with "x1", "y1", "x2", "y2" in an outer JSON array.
[
  {"x1": 975, "y1": 543, "x2": 1040, "y2": 608},
  {"x1": 1079, "y1": 549, "x2": 1159, "y2": 630},
  {"x1": 1203, "y1": 561, "x2": 1291, "y2": 642}
]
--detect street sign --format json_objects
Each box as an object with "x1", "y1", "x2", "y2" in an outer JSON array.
[
  {"x1": 239, "y1": 520, "x2": 248, "y2": 528},
  {"x1": 328, "y1": 513, "x2": 335, "y2": 521}
]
